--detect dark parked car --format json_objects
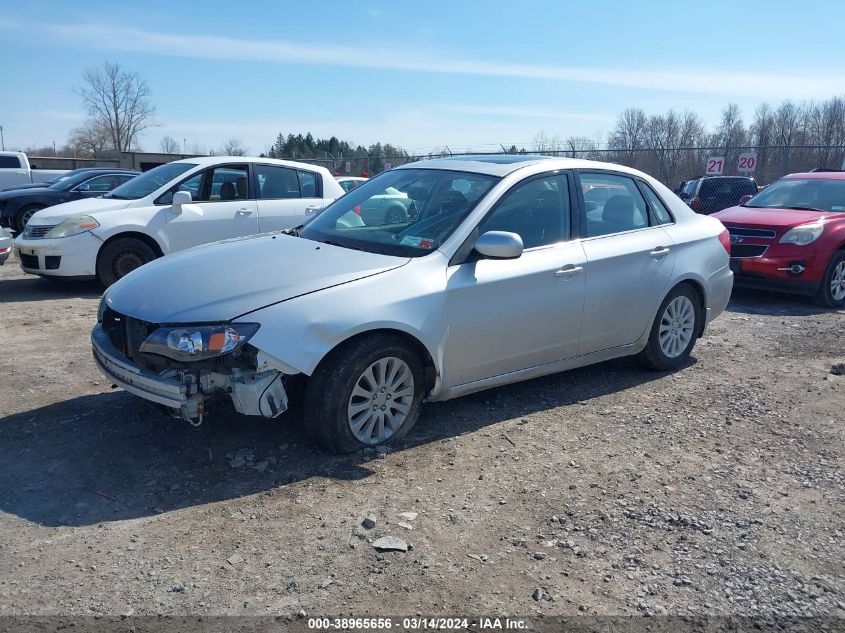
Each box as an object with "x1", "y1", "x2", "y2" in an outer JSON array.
[
  {"x1": 2, "y1": 168, "x2": 80, "y2": 192},
  {"x1": 0, "y1": 169, "x2": 139, "y2": 232},
  {"x1": 679, "y1": 176, "x2": 758, "y2": 214}
]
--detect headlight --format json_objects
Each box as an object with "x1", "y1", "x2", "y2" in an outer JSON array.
[
  {"x1": 139, "y1": 323, "x2": 260, "y2": 361},
  {"x1": 779, "y1": 221, "x2": 824, "y2": 246},
  {"x1": 43, "y1": 216, "x2": 100, "y2": 239}
]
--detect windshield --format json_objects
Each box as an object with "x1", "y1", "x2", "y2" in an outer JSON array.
[
  {"x1": 745, "y1": 178, "x2": 845, "y2": 212},
  {"x1": 299, "y1": 168, "x2": 499, "y2": 256},
  {"x1": 49, "y1": 170, "x2": 105, "y2": 191},
  {"x1": 106, "y1": 163, "x2": 196, "y2": 200}
]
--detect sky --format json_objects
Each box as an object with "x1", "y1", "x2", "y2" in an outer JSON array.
[{"x1": 1, "y1": 0, "x2": 844, "y2": 156}]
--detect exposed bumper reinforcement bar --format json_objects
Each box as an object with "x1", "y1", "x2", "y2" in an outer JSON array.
[{"x1": 91, "y1": 324, "x2": 188, "y2": 409}]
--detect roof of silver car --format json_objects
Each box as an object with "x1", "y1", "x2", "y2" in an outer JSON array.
[{"x1": 397, "y1": 154, "x2": 556, "y2": 177}]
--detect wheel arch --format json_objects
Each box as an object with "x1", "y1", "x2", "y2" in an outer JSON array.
[
  {"x1": 313, "y1": 327, "x2": 438, "y2": 395},
  {"x1": 97, "y1": 231, "x2": 165, "y2": 262}
]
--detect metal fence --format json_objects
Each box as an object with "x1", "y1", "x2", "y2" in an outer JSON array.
[
  {"x1": 295, "y1": 145, "x2": 845, "y2": 188},
  {"x1": 31, "y1": 144, "x2": 845, "y2": 187}
]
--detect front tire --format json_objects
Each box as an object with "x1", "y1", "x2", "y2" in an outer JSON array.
[
  {"x1": 816, "y1": 251, "x2": 845, "y2": 309},
  {"x1": 96, "y1": 237, "x2": 157, "y2": 287},
  {"x1": 638, "y1": 284, "x2": 702, "y2": 371},
  {"x1": 304, "y1": 334, "x2": 426, "y2": 454},
  {"x1": 16, "y1": 205, "x2": 44, "y2": 232}
]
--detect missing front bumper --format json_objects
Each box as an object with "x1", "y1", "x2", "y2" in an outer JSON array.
[{"x1": 91, "y1": 324, "x2": 287, "y2": 424}]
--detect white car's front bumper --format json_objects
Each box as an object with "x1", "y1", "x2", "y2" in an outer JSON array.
[{"x1": 14, "y1": 231, "x2": 101, "y2": 277}]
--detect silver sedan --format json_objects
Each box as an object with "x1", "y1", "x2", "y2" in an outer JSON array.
[{"x1": 92, "y1": 156, "x2": 733, "y2": 453}]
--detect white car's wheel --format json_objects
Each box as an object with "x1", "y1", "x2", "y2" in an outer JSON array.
[{"x1": 96, "y1": 237, "x2": 157, "y2": 287}]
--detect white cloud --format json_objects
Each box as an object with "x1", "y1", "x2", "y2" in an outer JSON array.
[{"x1": 7, "y1": 21, "x2": 838, "y2": 99}]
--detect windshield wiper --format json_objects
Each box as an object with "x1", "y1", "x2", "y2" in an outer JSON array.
[
  {"x1": 318, "y1": 239, "x2": 363, "y2": 251},
  {"x1": 105, "y1": 193, "x2": 128, "y2": 199},
  {"x1": 787, "y1": 205, "x2": 826, "y2": 212},
  {"x1": 283, "y1": 225, "x2": 303, "y2": 237}
]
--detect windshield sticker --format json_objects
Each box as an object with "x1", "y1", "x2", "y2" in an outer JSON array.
[
  {"x1": 400, "y1": 236, "x2": 422, "y2": 247},
  {"x1": 419, "y1": 239, "x2": 434, "y2": 249}
]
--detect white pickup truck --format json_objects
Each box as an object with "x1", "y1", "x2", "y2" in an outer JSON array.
[{"x1": 0, "y1": 152, "x2": 66, "y2": 190}]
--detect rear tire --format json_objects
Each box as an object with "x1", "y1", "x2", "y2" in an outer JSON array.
[
  {"x1": 96, "y1": 237, "x2": 157, "y2": 287},
  {"x1": 304, "y1": 333, "x2": 425, "y2": 454},
  {"x1": 638, "y1": 284, "x2": 702, "y2": 371},
  {"x1": 16, "y1": 205, "x2": 44, "y2": 232},
  {"x1": 815, "y1": 251, "x2": 845, "y2": 309}
]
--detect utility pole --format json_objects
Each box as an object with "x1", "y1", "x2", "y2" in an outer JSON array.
[
  {"x1": 53, "y1": 140, "x2": 57, "y2": 156},
  {"x1": 0, "y1": 125, "x2": 4, "y2": 150},
  {"x1": 183, "y1": 138, "x2": 187, "y2": 154}
]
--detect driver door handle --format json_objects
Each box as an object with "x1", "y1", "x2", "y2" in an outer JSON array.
[
  {"x1": 236, "y1": 208, "x2": 253, "y2": 216},
  {"x1": 649, "y1": 246, "x2": 671, "y2": 258},
  {"x1": 305, "y1": 206, "x2": 321, "y2": 215},
  {"x1": 555, "y1": 264, "x2": 583, "y2": 279}
]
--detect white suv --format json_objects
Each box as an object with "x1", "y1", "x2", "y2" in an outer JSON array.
[{"x1": 15, "y1": 157, "x2": 344, "y2": 285}]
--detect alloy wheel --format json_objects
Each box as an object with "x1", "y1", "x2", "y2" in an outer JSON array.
[
  {"x1": 831, "y1": 261, "x2": 845, "y2": 302},
  {"x1": 347, "y1": 356, "x2": 414, "y2": 445},
  {"x1": 658, "y1": 295, "x2": 696, "y2": 358}
]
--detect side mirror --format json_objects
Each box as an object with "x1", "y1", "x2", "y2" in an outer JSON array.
[
  {"x1": 172, "y1": 190, "x2": 192, "y2": 211},
  {"x1": 739, "y1": 194, "x2": 753, "y2": 205},
  {"x1": 75, "y1": 183, "x2": 91, "y2": 192},
  {"x1": 474, "y1": 231, "x2": 523, "y2": 259}
]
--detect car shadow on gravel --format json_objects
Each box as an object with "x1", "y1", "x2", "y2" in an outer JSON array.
[
  {"x1": 0, "y1": 276, "x2": 102, "y2": 302},
  {"x1": 726, "y1": 288, "x2": 833, "y2": 317},
  {"x1": 0, "y1": 356, "x2": 680, "y2": 527}
]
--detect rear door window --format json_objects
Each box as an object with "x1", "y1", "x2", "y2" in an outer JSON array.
[
  {"x1": 256, "y1": 165, "x2": 300, "y2": 199},
  {"x1": 0, "y1": 156, "x2": 22, "y2": 168},
  {"x1": 580, "y1": 173, "x2": 650, "y2": 237}
]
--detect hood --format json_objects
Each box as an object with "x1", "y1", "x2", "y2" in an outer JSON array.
[
  {"x1": 713, "y1": 205, "x2": 831, "y2": 229},
  {"x1": 0, "y1": 183, "x2": 54, "y2": 193},
  {"x1": 0, "y1": 187, "x2": 53, "y2": 200},
  {"x1": 104, "y1": 233, "x2": 409, "y2": 323},
  {"x1": 26, "y1": 196, "x2": 135, "y2": 224}
]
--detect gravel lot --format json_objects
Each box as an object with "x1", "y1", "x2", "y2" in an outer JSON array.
[{"x1": 0, "y1": 252, "x2": 843, "y2": 620}]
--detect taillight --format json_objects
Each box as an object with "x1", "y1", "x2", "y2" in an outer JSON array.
[
  {"x1": 691, "y1": 196, "x2": 702, "y2": 212},
  {"x1": 718, "y1": 229, "x2": 731, "y2": 256}
]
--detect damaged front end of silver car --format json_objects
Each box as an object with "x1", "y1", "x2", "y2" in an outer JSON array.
[{"x1": 92, "y1": 309, "x2": 290, "y2": 426}]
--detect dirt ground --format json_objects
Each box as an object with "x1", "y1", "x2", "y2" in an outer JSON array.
[{"x1": 0, "y1": 251, "x2": 843, "y2": 620}]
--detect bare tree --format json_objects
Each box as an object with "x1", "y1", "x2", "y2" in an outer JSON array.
[
  {"x1": 159, "y1": 135, "x2": 181, "y2": 154},
  {"x1": 75, "y1": 62, "x2": 157, "y2": 151},
  {"x1": 609, "y1": 108, "x2": 648, "y2": 152},
  {"x1": 67, "y1": 120, "x2": 112, "y2": 157},
  {"x1": 216, "y1": 137, "x2": 248, "y2": 156}
]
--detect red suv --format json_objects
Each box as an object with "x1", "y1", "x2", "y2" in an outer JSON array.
[{"x1": 713, "y1": 171, "x2": 845, "y2": 308}]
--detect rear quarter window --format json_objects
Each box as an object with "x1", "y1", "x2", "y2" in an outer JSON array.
[{"x1": 0, "y1": 156, "x2": 22, "y2": 169}]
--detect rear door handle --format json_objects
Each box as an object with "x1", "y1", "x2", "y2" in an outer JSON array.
[
  {"x1": 236, "y1": 208, "x2": 253, "y2": 216},
  {"x1": 555, "y1": 264, "x2": 583, "y2": 279},
  {"x1": 649, "y1": 246, "x2": 671, "y2": 258}
]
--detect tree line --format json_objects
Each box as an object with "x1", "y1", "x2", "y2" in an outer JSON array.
[{"x1": 529, "y1": 96, "x2": 845, "y2": 184}]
